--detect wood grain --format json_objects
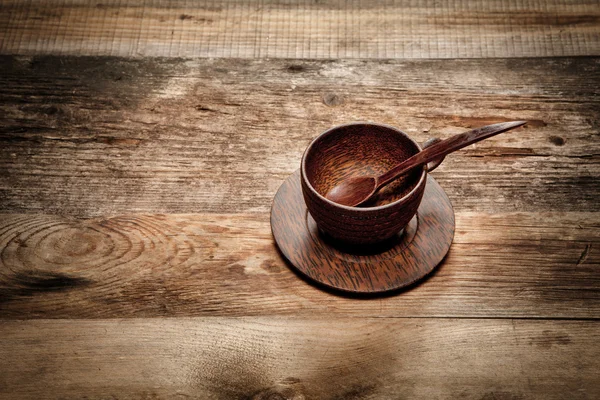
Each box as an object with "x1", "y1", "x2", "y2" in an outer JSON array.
[
  {"x1": 1, "y1": 3, "x2": 598, "y2": 398},
  {"x1": 0, "y1": 318, "x2": 598, "y2": 399},
  {"x1": 301, "y1": 123, "x2": 428, "y2": 243},
  {"x1": 273, "y1": 172, "x2": 454, "y2": 292},
  {"x1": 0, "y1": 211, "x2": 597, "y2": 318},
  {"x1": 0, "y1": 56, "x2": 598, "y2": 217},
  {"x1": 1, "y1": 0, "x2": 599, "y2": 58}
]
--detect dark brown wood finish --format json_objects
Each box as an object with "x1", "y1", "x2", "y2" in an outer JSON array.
[
  {"x1": 273, "y1": 170, "x2": 455, "y2": 293},
  {"x1": 327, "y1": 121, "x2": 527, "y2": 207},
  {"x1": 301, "y1": 123, "x2": 427, "y2": 244}
]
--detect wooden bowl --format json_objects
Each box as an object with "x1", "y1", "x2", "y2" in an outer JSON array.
[{"x1": 301, "y1": 122, "x2": 427, "y2": 244}]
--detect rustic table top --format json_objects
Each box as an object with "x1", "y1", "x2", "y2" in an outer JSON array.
[{"x1": 1, "y1": 1, "x2": 599, "y2": 399}]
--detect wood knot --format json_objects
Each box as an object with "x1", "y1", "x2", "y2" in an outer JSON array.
[
  {"x1": 322, "y1": 92, "x2": 344, "y2": 107},
  {"x1": 548, "y1": 135, "x2": 565, "y2": 146},
  {"x1": 286, "y1": 64, "x2": 306, "y2": 73}
]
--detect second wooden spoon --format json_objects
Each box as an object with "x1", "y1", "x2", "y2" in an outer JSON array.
[{"x1": 325, "y1": 121, "x2": 527, "y2": 207}]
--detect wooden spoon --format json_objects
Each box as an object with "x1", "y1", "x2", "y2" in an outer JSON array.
[{"x1": 325, "y1": 121, "x2": 527, "y2": 207}]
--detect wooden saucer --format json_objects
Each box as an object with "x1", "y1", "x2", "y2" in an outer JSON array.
[{"x1": 271, "y1": 170, "x2": 455, "y2": 294}]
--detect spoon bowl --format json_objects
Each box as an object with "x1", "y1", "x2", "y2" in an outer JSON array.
[{"x1": 324, "y1": 176, "x2": 377, "y2": 207}]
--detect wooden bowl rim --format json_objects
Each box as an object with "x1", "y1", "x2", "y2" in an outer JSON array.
[{"x1": 301, "y1": 121, "x2": 427, "y2": 212}]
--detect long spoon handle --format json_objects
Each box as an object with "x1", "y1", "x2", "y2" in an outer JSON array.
[{"x1": 376, "y1": 121, "x2": 527, "y2": 189}]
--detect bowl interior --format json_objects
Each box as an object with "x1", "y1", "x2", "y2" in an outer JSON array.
[{"x1": 304, "y1": 124, "x2": 424, "y2": 207}]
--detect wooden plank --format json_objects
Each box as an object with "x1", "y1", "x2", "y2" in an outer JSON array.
[
  {"x1": 0, "y1": 318, "x2": 598, "y2": 399},
  {"x1": 0, "y1": 0, "x2": 599, "y2": 58},
  {"x1": 0, "y1": 56, "x2": 598, "y2": 216},
  {"x1": 0, "y1": 212, "x2": 598, "y2": 318}
]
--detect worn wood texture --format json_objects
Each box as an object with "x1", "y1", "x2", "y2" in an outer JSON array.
[
  {"x1": 0, "y1": 56, "x2": 598, "y2": 216},
  {"x1": 0, "y1": 56, "x2": 598, "y2": 319},
  {"x1": 0, "y1": 211, "x2": 597, "y2": 318},
  {"x1": 1, "y1": 0, "x2": 599, "y2": 58},
  {"x1": 1, "y1": 318, "x2": 599, "y2": 399},
  {"x1": 0, "y1": 52, "x2": 599, "y2": 398}
]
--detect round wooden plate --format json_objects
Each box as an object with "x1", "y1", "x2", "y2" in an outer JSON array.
[{"x1": 271, "y1": 170, "x2": 455, "y2": 293}]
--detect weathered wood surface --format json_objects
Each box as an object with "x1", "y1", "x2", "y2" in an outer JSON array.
[
  {"x1": 1, "y1": 53, "x2": 599, "y2": 398},
  {"x1": 1, "y1": 56, "x2": 598, "y2": 320},
  {"x1": 1, "y1": 56, "x2": 598, "y2": 216},
  {"x1": 0, "y1": 211, "x2": 598, "y2": 318},
  {"x1": 1, "y1": 318, "x2": 598, "y2": 399},
  {"x1": 1, "y1": 0, "x2": 599, "y2": 58}
]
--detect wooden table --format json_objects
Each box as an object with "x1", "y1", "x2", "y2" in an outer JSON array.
[{"x1": 1, "y1": 1, "x2": 599, "y2": 399}]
